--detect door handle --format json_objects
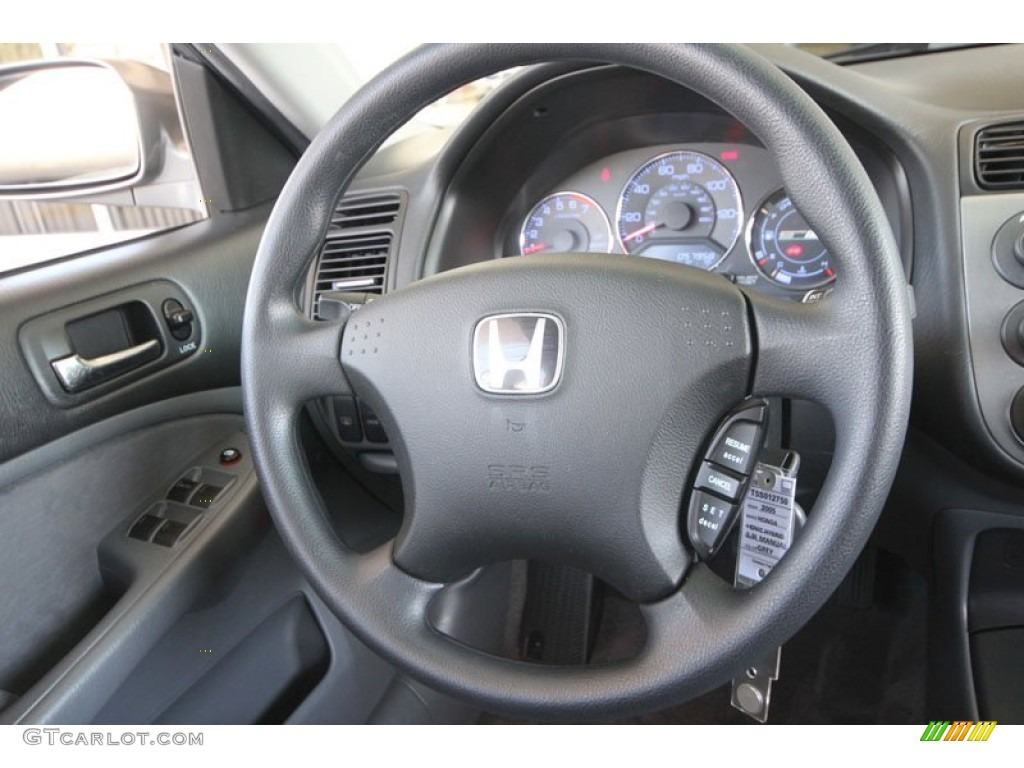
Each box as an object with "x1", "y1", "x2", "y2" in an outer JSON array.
[{"x1": 50, "y1": 338, "x2": 161, "y2": 393}]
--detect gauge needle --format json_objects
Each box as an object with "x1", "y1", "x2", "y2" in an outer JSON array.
[
  {"x1": 522, "y1": 243, "x2": 547, "y2": 255},
  {"x1": 622, "y1": 222, "x2": 661, "y2": 242}
]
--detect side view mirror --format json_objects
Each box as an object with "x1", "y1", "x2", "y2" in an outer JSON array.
[{"x1": 0, "y1": 58, "x2": 197, "y2": 205}]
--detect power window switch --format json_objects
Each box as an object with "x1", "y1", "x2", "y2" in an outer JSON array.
[
  {"x1": 128, "y1": 513, "x2": 164, "y2": 542},
  {"x1": 152, "y1": 519, "x2": 190, "y2": 547},
  {"x1": 167, "y1": 477, "x2": 199, "y2": 503},
  {"x1": 190, "y1": 484, "x2": 224, "y2": 509}
]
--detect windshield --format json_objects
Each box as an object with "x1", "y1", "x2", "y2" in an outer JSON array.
[{"x1": 797, "y1": 42, "x2": 984, "y2": 63}]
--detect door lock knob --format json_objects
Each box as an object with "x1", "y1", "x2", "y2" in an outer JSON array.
[{"x1": 162, "y1": 299, "x2": 194, "y2": 341}]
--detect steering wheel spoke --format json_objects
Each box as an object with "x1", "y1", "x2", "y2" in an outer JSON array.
[
  {"x1": 744, "y1": 279, "x2": 907, "y2": 442},
  {"x1": 246, "y1": 301, "x2": 352, "y2": 408},
  {"x1": 745, "y1": 289, "x2": 856, "y2": 411}
]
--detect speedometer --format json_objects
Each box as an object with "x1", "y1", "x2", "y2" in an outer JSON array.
[{"x1": 616, "y1": 151, "x2": 743, "y2": 269}]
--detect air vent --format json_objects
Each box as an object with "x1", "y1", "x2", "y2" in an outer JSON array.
[
  {"x1": 976, "y1": 122, "x2": 1024, "y2": 190},
  {"x1": 310, "y1": 190, "x2": 404, "y2": 319},
  {"x1": 331, "y1": 193, "x2": 402, "y2": 229},
  {"x1": 311, "y1": 233, "x2": 391, "y2": 319}
]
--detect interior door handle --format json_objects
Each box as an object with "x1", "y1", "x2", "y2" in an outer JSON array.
[{"x1": 50, "y1": 339, "x2": 162, "y2": 393}]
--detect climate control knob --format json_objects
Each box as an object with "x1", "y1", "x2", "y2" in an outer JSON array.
[
  {"x1": 1011, "y1": 387, "x2": 1024, "y2": 444},
  {"x1": 1000, "y1": 301, "x2": 1024, "y2": 367},
  {"x1": 991, "y1": 212, "x2": 1024, "y2": 288}
]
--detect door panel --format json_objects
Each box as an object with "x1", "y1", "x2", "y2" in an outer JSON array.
[
  {"x1": 0, "y1": 413, "x2": 246, "y2": 701},
  {"x1": 0, "y1": 389, "x2": 495, "y2": 725},
  {"x1": 0, "y1": 46, "x2": 504, "y2": 726},
  {"x1": 0, "y1": 49, "x2": 299, "y2": 721},
  {"x1": 0, "y1": 206, "x2": 267, "y2": 463}
]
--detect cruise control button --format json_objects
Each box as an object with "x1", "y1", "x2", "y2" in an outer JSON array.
[
  {"x1": 695, "y1": 462, "x2": 744, "y2": 501},
  {"x1": 688, "y1": 490, "x2": 739, "y2": 560},
  {"x1": 710, "y1": 420, "x2": 762, "y2": 475}
]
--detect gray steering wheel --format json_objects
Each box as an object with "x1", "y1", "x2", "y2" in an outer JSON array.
[{"x1": 241, "y1": 44, "x2": 912, "y2": 719}]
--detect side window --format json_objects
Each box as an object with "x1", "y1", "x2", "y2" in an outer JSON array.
[{"x1": 0, "y1": 43, "x2": 207, "y2": 274}]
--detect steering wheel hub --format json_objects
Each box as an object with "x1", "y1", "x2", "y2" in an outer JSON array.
[{"x1": 343, "y1": 254, "x2": 750, "y2": 601}]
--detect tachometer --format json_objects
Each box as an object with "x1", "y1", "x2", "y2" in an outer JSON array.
[
  {"x1": 616, "y1": 151, "x2": 743, "y2": 269},
  {"x1": 519, "y1": 191, "x2": 613, "y2": 255},
  {"x1": 747, "y1": 189, "x2": 835, "y2": 290}
]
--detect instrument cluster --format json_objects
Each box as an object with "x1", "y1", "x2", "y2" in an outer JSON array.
[{"x1": 508, "y1": 142, "x2": 835, "y2": 300}]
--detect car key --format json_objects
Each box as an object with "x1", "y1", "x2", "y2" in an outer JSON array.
[{"x1": 730, "y1": 451, "x2": 805, "y2": 723}]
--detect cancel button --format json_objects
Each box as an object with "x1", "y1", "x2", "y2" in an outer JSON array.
[{"x1": 695, "y1": 461, "x2": 744, "y2": 501}]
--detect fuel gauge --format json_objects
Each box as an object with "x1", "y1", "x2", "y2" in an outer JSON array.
[{"x1": 747, "y1": 189, "x2": 835, "y2": 290}]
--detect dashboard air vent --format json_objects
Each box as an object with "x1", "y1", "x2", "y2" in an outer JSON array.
[
  {"x1": 312, "y1": 233, "x2": 391, "y2": 319},
  {"x1": 311, "y1": 191, "x2": 405, "y2": 319},
  {"x1": 976, "y1": 122, "x2": 1024, "y2": 190},
  {"x1": 331, "y1": 192, "x2": 402, "y2": 229}
]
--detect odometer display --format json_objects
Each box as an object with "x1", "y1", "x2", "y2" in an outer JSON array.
[
  {"x1": 616, "y1": 151, "x2": 743, "y2": 270},
  {"x1": 747, "y1": 189, "x2": 835, "y2": 290}
]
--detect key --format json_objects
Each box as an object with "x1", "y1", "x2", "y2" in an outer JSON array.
[{"x1": 730, "y1": 451, "x2": 805, "y2": 723}]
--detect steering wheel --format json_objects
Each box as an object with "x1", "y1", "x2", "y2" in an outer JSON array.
[{"x1": 241, "y1": 44, "x2": 912, "y2": 719}]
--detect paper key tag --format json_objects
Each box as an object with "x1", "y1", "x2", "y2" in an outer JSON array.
[{"x1": 735, "y1": 465, "x2": 797, "y2": 589}]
